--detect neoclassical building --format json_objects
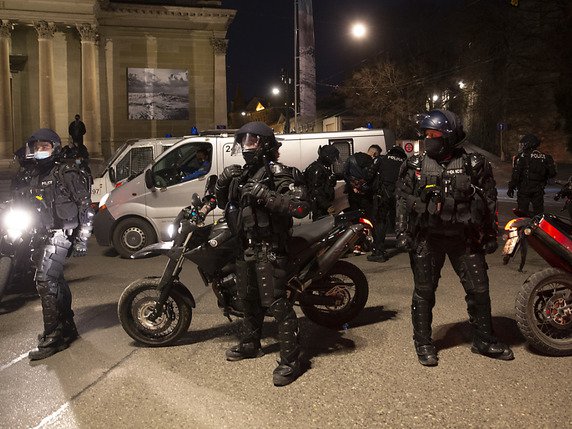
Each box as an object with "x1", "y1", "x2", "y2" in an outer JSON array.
[{"x1": 0, "y1": 0, "x2": 235, "y2": 158}]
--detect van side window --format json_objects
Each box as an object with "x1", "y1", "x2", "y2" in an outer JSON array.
[
  {"x1": 115, "y1": 146, "x2": 153, "y2": 182},
  {"x1": 330, "y1": 139, "x2": 353, "y2": 176},
  {"x1": 152, "y1": 143, "x2": 213, "y2": 188}
]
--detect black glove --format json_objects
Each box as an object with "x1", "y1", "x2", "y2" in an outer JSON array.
[
  {"x1": 396, "y1": 233, "x2": 413, "y2": 252},
  {"x1": 481, "y1": 234, "x2": 498, "y2": 254},
  {"x1": 242, "y1": 180, "x2": 270, "y2": 202},
  {"x1": 71, "y1": 240, "x2": 87, "y2": 257},
  {"x1": 507, "y1": 188, "x2": 515, "y2": 199}
]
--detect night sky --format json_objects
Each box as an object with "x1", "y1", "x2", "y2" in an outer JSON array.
[{"x1": 221, "y1": 0, "x2": 393, "y2": 104}]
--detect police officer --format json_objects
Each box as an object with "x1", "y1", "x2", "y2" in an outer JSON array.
[
  {"x1": 396, "y1": 109, "x2": 513, "y2": 366},
  {"x1": 21, "y1": 129, "x2": 93, "y2": 360},
  {"x1": 508, "y1": 134, "x2": 557, "y2": 215},
  {"x1": 215, "y1": 122, "x2": 309, "y2": 386},
  {"x1": 304, "y1": 145, "x2": 340, "y2": 220},
  {"x1": 61, "y1": 139, "x2": 92, "y2": 182},
  {"x1": 368, "y1": 145, "x2": 407, "y2": 262}
]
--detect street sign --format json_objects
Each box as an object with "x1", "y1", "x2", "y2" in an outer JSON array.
[
  {"x1": 404, "y1": 142, "x2": 414, "y2": 153},
  {"x1": 497, "y1": 122, "x2": 509, "y2": 131}
]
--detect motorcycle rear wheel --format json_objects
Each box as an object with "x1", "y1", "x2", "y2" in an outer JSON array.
[
  {"x1": 300, "y1": 260, "x2": 368, "y2": 329},
  {"x1": 118, "y1": 278, "x2": 192, "y2": 346},
  {"x1": 515, "y1": 267, "x2": 572, "y2": 356},
  {"x1": 0, "y1": 256, "x2": 13, "y2": 302}
]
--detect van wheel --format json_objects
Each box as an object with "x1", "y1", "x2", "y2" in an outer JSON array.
[{"x1": 113, "y1": 218, "x2": 157, "y2": 259}]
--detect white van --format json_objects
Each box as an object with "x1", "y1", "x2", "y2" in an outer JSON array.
[
  {"x1": 93, "y1": 129, "x2": 394, "y2": 257},
  {"x1": 91, "y1": 137, "x2": 182, "y2": 204}
]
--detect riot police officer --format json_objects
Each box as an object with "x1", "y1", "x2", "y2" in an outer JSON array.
[
  {"x1": 304, "y1": 145, "x2": 340, "y2": 220},
  {"x1": 368, "y1": 145, "x2": 407, "y2": 262},
  {"x1": 508, "y1": 134, "x2": 557, "y2": 215},
  {"x1": 21, "y1": 129, "x2": 93, "y2": 360},
  {"x1": 396, "y1": 110, "x2": 513, "y2": 366},
  {"x1": 215, "y1": 122, "x2": 309, "y2": 386}
]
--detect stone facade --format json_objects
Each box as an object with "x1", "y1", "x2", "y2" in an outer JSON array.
[{"x1": 0, "y1": 0, "x2": 235, "y2": 158}]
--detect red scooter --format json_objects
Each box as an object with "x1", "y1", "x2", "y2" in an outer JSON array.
[{"x1": 502, "y1": 202, "x2": 572, "y2": 356}]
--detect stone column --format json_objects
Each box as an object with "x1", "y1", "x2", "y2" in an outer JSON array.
[
  {"x1": 34, "y1": 21, "x2": 56, "y2": 129},
  {"x1": 77, "y1": 23, "x2": 101, "y2": 156},
  {"x1": 0, "y1": 20, "x2": 13, "y2": 157},
  {"x1": 211, "y1": 37, "x2": 228, "y2": 128}
]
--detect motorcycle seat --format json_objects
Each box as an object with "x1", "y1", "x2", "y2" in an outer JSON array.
[{"x1": 288, "y1": 216, "x2": 335, "y2": 254}]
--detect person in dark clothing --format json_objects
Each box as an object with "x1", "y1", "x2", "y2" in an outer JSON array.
[
  {"x1": 61, "y1": 138, "x2": 91, "y2": 180},
  {"x1": 19, "y1": 129, "x2": 93, "y2": 361},
  {"x1": 343, "y1": 151, "x2": 375, "y2": 213},
  {"x1": 507, "y1": 133, "x2": 557, "y2": 216},
  {"x1": 215, "y1": 121, "x2": 309, "y2": 386},
  {"x1": 304, "y1": 145, "x2": 340, "y2": 220},
  {"x1": 396, "y1": 109, "x2": 513, "y2": 367},
  {"x1": 368, "y1": 145, "x2": 407, "y2": 262},
  {"x1": 68, "y1": 114, "x2": 86, "y2": 145}
]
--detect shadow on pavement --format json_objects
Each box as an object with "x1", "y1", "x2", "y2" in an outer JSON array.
[
  {"x1": 75, "y1": 302, "x2": 120, "y2": 334},
  {"x1": 433, "y1": 316, "x2": 525, "y2": 351},
  {"x1": 0, "y1": 276, "x2": 38, "y2": 315},
  {"x1": 344, "y1": 305, "x2": 398, "y2": 329}
]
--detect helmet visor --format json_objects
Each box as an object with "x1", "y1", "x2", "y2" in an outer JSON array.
[{"x1": 232, "y1": 133, "x2": 261, "y2": 156}]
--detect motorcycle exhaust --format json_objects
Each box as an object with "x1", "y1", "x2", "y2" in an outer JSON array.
[{"x1": 315, "y1": 224, "x2": 364, "y2": 277}]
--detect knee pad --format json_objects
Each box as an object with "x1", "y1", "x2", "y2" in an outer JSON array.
[{"x1": 457, "y1": 253, "x2": 489, "y2": 294}]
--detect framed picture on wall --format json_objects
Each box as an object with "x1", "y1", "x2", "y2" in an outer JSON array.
[{"x1": 127, "y1": 68, "x2": 189, "y2": 120}]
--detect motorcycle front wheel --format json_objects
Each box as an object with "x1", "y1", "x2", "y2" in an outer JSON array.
[
  {"x1": 515, "y1": 267, "x2": 572, "y2": 356},
  {"x1": 0, "y1": 256, "x2": 13, "y2": 301},
  {"x1": 118, "y1": 278, "x2": 192, "y2": 347},
  {"x1": 300, "y1": 260, "x2": 369, "y2": 329}
]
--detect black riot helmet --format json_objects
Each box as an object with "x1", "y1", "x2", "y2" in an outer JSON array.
[
  {"x1": 388, "y1": 145, "x2": 406, "y2": 157},
  {"x1": 418, "y1": 109, "x2": 466, "y2": 160},
  {"x1": 318, "y1": 145, "x2": 340, "y2": 166},
  {"x1": 26, "y1": 128, "x2": 62, "y2": 164},
  {"x1": 519, "y1": 133, "x2": 540, "y2": 152},
  {"x1": 232, "y1": 121, "x2": 281, "y2": 165}
]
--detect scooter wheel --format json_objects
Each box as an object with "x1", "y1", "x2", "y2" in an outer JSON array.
[{"x1": 118, "y1": 278, "x2": 192, "y2": 346}]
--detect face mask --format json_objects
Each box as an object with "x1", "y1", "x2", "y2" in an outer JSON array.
[
  {"x1": 424, "y1": 138, "x2": 445, "y2": 159},
  {"x1": 34, "y1": 151, "x2": 51, "y2": 160},
  {"x1": 242, "y1": 150, "x2": 257, "y2": 165}
]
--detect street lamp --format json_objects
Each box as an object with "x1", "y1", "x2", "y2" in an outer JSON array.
[{"x1": 351, "y1": 22, "x2": 367, "y2": 39}]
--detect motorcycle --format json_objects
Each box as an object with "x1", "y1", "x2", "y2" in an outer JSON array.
[
  {"x1": 118, "y1": 176, "x2": 372, "y2": 346},
  {"x1": 0, "y1": 202, "x2": 35, "y2": 301},
  {"x1": 502, "y1": 195, "x2": 572, "y2": 355}
]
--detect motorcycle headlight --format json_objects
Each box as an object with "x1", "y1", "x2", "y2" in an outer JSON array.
[
  {"x1": 3, "y1": 208, "x2": 32, "y2": 240},
  {"x1": 167, "y1": 223, "x2": 175, "y2": 239}
]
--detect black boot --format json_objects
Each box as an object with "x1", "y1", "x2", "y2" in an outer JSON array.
[
  {"x1": 367, "y1": 251, "x2": 388, "y2": 262},
  {"x1": 29, "y1": 330, "x2": 69, "y2": 361},
  {"x1": 412, "y1": 293, "x2": 438, "y2": 366},
  {"x1": 467, "y1": 292, "x2": 514, "y2": 360},
  {"x1": 415, "y1": 344, "x2": 438, "y2": 366},
  {"x1": 62, "y1": 318, "x2": 79, "y2": 343},
  {"x1": 273, "y1": 359, "x2": 301, "y2": 386},
  {"x1": 225, "y1": 342, "x2": 264, "y2": 361}
]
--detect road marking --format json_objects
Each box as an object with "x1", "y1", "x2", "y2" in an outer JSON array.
[
  {"x1": 31, "y1": 403, "x2": 69, "y2": 429},
  {"x1": 0, "y1": 351, "x2": 30, "y2": 371}
]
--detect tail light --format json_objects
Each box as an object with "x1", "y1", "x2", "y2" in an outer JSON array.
[{"x1": 359, "y1": 218, "x2": 373, "y2": 229}]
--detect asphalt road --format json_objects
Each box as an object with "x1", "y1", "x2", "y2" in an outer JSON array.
[{"x1": 0, "y1": 199, "x2": 570, "y2": 429}]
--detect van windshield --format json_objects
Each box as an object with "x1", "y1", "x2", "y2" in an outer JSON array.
[{"x1": 104, "y1": 141, "x2": 130, "y2": 171}]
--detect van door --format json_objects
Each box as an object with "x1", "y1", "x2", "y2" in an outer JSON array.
[
  {"x1": 221, "y1": 139, "x2": 243, "y2": 168},
  {"x1": 115, "y1": 145, "x2": 154, "y2": 184},
  {"x1": 145, "y1": 141, "x2": 215, "y2": 241}
]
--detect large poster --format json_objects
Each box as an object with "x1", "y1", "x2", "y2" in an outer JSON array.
[{"x1": 127, "y1": 68, "x2": 189, "y2": 120}]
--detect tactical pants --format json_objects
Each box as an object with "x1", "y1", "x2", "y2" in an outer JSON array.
[
  {"x1": 409, "y1": 233, "x2": 495, "y2": 347},
  {"x1": 235, "y1": 251, "x2": 299, "y2": 363},
  {"x1": 517, "y1": 191, "x2": 544, "y2": 216},
  {"x1": 372, "y1": 195, "x2": 396, "y2": 253},
  {"x1": 33, "y1": 230, "x2": 73, "y2": 336}
]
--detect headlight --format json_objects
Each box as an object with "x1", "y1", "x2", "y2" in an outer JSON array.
[
  {"x1": 3, "y1": 208, "x2": 32, "y2": 240},
  {"x1": 167, "y1": 223, "x2": 175, "y2": 239},
  {"x1": 99, "y1": 192, "x2": 110, "y2": 209}
]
